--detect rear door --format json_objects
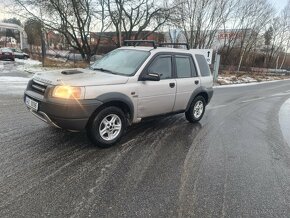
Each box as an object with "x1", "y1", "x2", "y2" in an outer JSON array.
[
  {"x1": 173, "y1": 54, "x2": 200, "y2": 112},
  {"x1": 137, "y1": 55, "x2": 176, "y2": 118}
]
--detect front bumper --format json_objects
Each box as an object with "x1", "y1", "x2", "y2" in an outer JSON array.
[{"x1": 24, "y1": 90, "x2": 103, "y2": 131}]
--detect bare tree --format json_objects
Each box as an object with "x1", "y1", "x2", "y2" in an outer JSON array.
[
  {"x1": 265, "y1": 3, "x2": 290, "y2": 69},
  {"x1": 173, "y1": 0, "x2": 235, "y2": 49},
  {"x1": 236, "y1": 0, "x2": 274, "y2": 71},
  {"x1": 13, "y1": 0, "x2": 107, "y2": 62},
  {"x1": 279, "y1": 2, "x2": 290, "y2": 69},
  {"x1": 214, "y1": 0, "x2": 274, "y2": 69},
  {"x1": 24, "y1": 18, "x2": 42, "y2": 54},
  {"x1": 105, "y1": 0, "x2": 172, "y2": 46}
]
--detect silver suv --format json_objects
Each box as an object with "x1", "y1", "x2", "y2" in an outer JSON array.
[{"x1": 24, "y1": 41, "x2": 213, "y2": 147}]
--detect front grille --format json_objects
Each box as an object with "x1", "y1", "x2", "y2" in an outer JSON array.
[{"x1": 31, "y1": 80, "x2": 48, "y2": 94}]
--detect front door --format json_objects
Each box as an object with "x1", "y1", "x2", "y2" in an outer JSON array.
[{"x1": 137, "y1": 55, "x2": 176, "y2": 118}]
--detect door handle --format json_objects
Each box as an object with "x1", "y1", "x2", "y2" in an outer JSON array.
[
  {"x1": 195, "y1": 80, "x2": 199, "y2": 85},
  {"x1": 169, "y1": 83, "x2": 175, "y2": 88}
]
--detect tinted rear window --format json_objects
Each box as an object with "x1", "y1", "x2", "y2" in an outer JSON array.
[
  {"x1": 176, "y1": 56, "x2": 191, "y2": 78},
  {"x1": 195, "y1": 54, "x2": 211, "y2": 77}
]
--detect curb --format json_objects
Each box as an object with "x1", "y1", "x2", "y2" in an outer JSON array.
[{"x1": 24, "y1": 69, "x2": 36, "y2": 74}]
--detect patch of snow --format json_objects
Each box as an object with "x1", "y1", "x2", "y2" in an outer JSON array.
[
  {"x1": 15, "y1": 59, "x2": 41, "y2": 66},
  {"x1": 16, "y1": 58, "x2": 43, "y2": 73},
  {"x1": 241, "y1": 77, "x2": 257, "y2": 83},
  {"x1": 214, "y1": 79, "x2": 290, "y2": 88}
]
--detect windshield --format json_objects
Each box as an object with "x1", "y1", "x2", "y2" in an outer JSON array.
[{"x1": 91, "y1": 49, "x2": 150, "y2": 76}]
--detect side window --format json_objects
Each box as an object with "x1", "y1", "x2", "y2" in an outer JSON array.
[
  {"x1": 195, "y1": 54, "x2": 211, "y2": 77},
  {"x1": 148, "y1": 56, "x2": 172, "y2": 79},
  {"x1": 176, "y1": 56, "x2": 197, "y2": 78}
]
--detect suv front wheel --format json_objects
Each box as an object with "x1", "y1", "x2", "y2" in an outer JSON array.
[
  {"x1": 185, "y1": 95, "x2": 206, "y2": 123},
  {"x1": 87, "y1": 106, "x2": 127, "y2": 148}
]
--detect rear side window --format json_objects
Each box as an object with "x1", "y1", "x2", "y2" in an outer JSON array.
[
  {"x1": 176, "y1": 56, "x2": 191, "y2": 78},
  {"x1": 148, "y1": 56, "x2": 172, "y2": 79},
  {"x1": 175, "y1": 55, "x2": 197, "y2": 78},
  {"x1": 195, "y1": 54, "x2": 211, "y2": 77}
]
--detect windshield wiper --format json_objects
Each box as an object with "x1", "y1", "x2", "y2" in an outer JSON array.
[{"x1": 92, "y1": 67, "x2": 117, "y2": 74}]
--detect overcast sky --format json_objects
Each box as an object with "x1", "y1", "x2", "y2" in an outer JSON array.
[
  {"x1": 0, "y1": 0, "x2": 289, "y2": 21},
  {"x1": 270, "y1": 0, "x2": 288, "y2": 12}
]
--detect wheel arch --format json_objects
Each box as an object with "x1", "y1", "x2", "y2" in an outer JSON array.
[
  {"x1": 87, "y1": 92, "x2": 134, "y2": 127},
  {"x1": 186, "y1": 88, "x2": 210, "y2": 112}
]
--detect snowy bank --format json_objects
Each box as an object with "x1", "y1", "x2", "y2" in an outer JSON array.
[
  {"x1": 15, "y1": 58, "x2": 42, "y2": 66},
  {"x1": 214, "y1": 79, "x2": 290, "y2": 88},
  {"x1": 216, "y1": 73, "x2": 290, "y2": 86}
]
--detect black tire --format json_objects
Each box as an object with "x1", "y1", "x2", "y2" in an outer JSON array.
[
  {"x1": 87, "y1": 106, "x2": 127, "y2": 148},
  {"x1": 185, "y1": 95, "x2": 206, "y2": 123}
]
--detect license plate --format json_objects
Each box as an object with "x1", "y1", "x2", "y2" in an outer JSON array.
[
  {"x1": 4, "y1": 53, "x2": 9, "y2": 55},
  {"x1": 25, "y1": 97, "x2": 38, "y2": 111}
]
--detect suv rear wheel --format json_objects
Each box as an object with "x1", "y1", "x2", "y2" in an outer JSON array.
[
  {"x1": 87, "y1": 106, "x2": 127, "y2": 148},
  {"x1": 185, "y1": 95, "x2": 206, "y2": 123}
]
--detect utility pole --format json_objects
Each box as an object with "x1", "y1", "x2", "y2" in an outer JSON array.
[
  {"x1": 119, "y1": 22, "x2": 122, "y2": 47},
  {"x1": 39, "y1": 0, "x2": 46, "y2": 67},
  {"x1": 213, "y1": 50, "x2": 221, "y2": 82},
  {"x1": 118, "y1": 0, "x2": 123, "y2": 47},
  {"x1": 275, "y1": 55, "x2": 280, "y2": 73}
]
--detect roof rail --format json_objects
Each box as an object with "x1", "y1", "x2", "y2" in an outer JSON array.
[
  {"x1": 123, "y1": 40, "x2": 157, "y2": 49},
  {"x1": 159, "y1": 43, "x2": 190, "y2": 50}
]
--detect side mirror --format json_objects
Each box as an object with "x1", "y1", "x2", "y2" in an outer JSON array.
[{"x1": 140, "y1": 72, "x2": 160, "y2": 81}]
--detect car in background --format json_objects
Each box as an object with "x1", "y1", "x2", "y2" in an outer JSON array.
[
  {"x1": 9, "y1": 48, "x2": 30, "y2": 59},
  {"x1": 0, "y1": 48, "x2": 15, "y2": 61}
]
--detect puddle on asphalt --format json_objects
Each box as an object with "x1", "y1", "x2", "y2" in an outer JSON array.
[{"x1": 279, "y1": 98, "x2": 290, "y2": 146}]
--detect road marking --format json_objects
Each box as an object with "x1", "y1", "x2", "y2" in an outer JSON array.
[
  {"x1": 271, "y1": 93, "x2": 290, "y2": 97},
  {"x1": 207, "y1": 104, "x2": 228, "y2": 110},
  {"x1": 241, "y1": 97, "x2": 265, "y2": 103}
]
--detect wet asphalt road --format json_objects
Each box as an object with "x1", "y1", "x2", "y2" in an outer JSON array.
[{"x1": 1, "y1": 61, "x2": 290, "y2": 217}]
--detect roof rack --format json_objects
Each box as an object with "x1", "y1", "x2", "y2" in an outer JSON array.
[
  {"x1": 159, "y1": 43, "x2": 190, "y2": 50},
  {"x1": 123, "y1": 40, "x2": 157, "y2": 49}
]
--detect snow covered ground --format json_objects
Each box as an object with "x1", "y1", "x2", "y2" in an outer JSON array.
[
  {"x1": 15, "y1": 58, "x2": 60, "y2": 74},
  {"x1": 15, "y1": 58, "x2": 42, "y2": 73},
  {"x1": 0, "y1": 60, "x2": 33, "y2": 95},
  {"x1": 15, "y1": 59, "x2": 41, "y2": 65},
  {"x1": 217, "y1": 74, "x2": 289, "y2": 86},
  {"x1": 214, "y1": 78, "x2": 290, "y2": 88}
]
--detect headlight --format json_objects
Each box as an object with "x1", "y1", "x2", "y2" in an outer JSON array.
[{"x1": 52, "y1": 86, "x2": 85, "y2": 99}]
